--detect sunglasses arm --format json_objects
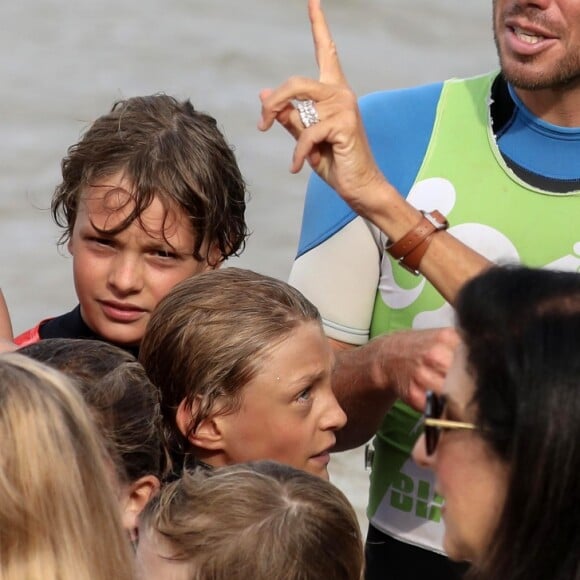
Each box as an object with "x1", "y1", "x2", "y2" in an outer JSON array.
[{"x1": 424, "y1": 418, "x2": 476, "y2": 430}]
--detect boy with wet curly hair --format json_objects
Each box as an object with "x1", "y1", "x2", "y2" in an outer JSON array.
[{"x1": 16, "y1": 94, "x2": 248, "y2": 355}]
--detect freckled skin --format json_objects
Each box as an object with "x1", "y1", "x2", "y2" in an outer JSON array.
[
  {"x1": 68, "y1": 171, "x2": 215, "y2": 347},
  {"x1": 213, "y1": 322, "x2": 347, "y2": 479}
]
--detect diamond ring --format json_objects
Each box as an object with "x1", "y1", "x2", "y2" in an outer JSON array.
[{"x1": 295, "y1": 99, "x2": 320, "y2": 128}]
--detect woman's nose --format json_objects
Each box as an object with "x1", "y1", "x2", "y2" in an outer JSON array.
[{"x1": 412, "y1": 433, "x2": 434, "y2": 469}]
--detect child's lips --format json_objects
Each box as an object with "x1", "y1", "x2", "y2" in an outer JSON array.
[
  {"x1": 310, "y1": 438, "x2": 336, "y2": 464},
  {"x1": 309, "y1": 450, "x2": 331, "y2": 466},
  {"x1": 99, "y1": 300, "x2": 147, "y2": 322}
]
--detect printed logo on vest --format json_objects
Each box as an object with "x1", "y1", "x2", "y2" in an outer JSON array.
[{"x1": 390, "y1": 471, "x2": 444, "y2": 522}]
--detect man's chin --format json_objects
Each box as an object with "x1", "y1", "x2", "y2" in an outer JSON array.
[{"x1": 501, "y1": 56, "x2": 580, "y2": 91}]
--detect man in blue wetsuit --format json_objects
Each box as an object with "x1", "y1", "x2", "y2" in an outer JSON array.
[{"x1": 259, "y1": 0, "x2": 580, "y2": 578}]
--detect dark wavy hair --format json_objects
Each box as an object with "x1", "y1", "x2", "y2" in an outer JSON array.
[
  {"x1": 456, "y1": 266, "x2": 580, "y2": 580},
  {"x1": 52, "y1": 94, "x2": 248, "y2": 264},
  {"x1": 19, "y1": 338, "x2": 166, "y2": 483}
]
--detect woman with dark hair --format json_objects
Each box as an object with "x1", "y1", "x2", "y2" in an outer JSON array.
[{"x1": 413, "y1": 265, "x2": 580, "y2": 580}]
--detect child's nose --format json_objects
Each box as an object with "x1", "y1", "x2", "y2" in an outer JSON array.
[
  {"x1": 322, "y1": 393, "x2": 347, "y2": 431},
  {"x1": 108, "y1": 255, "x2": 144, "y2": 294}
]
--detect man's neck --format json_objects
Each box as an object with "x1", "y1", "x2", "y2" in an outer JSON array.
[{"x1": 514, "y1": 85, "x2": 580, "y2": 127}]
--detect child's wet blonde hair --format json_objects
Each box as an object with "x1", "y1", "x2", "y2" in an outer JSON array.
[{"x1": 139, "y1": 461, "x2": 364, "y2": 580}]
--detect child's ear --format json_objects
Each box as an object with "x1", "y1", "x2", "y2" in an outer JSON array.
[
  {"x1": 121, "y1": 475, "x2": 161, "y2": 542},
  {"x1": 175, "y1": 398, "x2": 225, "y2": 451},
  {"x1": 67, "y1": 238, "x2": 74, "y2": 256}
]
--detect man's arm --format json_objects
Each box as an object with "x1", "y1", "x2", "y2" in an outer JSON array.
[
  {"x1": 331, "y1": 328, "x2": 459, "y2": 451},
  {"x1": 259, "y1": 0, "x2": 492, "y2": 303}
]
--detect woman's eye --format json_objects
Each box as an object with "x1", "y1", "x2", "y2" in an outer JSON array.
[{"x1": 297, "y1": 387, "x2": 312, "y2": 403}]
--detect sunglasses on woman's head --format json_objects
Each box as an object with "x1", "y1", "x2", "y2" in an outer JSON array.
[{"x1": 423, "y1": 390, "x2": 476, "y2": 455}]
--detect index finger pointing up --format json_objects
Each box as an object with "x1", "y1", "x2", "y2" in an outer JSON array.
[{"x1": 309, "y1": 0, "x2": 347, "y2": 85}]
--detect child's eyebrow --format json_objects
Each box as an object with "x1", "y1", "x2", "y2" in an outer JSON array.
[
  {"x1": 285, "y1": 368, "x2": 327, "y2": 389},
  {"x1": 142, "y1": 238, "x2": 174, "y2": 250},
  {"x1": 81, "y1": 223, "x2": 115, "y2": 237}
]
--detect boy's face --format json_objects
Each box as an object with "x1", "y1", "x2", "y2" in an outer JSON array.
[
  {"x1": 68, "y1": 171, "x2": 216, "y2": 347},
  {"x1": 215, "y1": 321, "x2": 347, "y2": 479}
]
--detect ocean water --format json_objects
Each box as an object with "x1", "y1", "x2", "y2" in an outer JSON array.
[{"x1": 0, "y1": 0, "x2": 497, "y2": 530}]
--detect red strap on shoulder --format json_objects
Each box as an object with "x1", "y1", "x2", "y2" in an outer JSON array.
[{"x1": 14, "y1": 323, "x2": 43, "y2": 347}]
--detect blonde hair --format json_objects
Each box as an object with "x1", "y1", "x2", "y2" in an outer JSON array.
[
  {"x1": 140, "y1": 461, "x2": 364, "y2": 580},
  {"x1": 0, "y1": 353, "x2": 134, "y2": 580},
  {"x1": 140, "y1": 267, "x2": 321, "y2": 466}
]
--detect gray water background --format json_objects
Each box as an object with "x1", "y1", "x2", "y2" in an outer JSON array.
[{"x1": 0, "y1": 0, "x2": 497, "y2": 530}]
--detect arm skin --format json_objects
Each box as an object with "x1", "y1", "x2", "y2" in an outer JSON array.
[
  {"x1": 331, "y1": 328, "x2": 459, "y2": 452},
  {"x1": 258, "y1": 0, "x2": 492, "y2": 305},
  {"x1": 0, "y1": 290, "x2": 16, "y2": 353},
  {"x1": 347, "y1": 184, "x2": 491, "y2": 304},
  {"x1": 258, "y1": 0, "x2": 489, "y2": 448}
]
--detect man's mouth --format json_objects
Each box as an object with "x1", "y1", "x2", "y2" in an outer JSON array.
[{"x1": 512, "y1": 26, "x2": 545, "y2": 45}]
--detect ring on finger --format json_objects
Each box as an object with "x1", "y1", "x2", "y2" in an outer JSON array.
[{"x1": 295, "y1": 99, "x2": 320, "y2": 128}]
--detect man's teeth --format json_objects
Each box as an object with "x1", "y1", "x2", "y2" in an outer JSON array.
[{"x1": 514, "y1": 27, "x2": 544, "y2": 44}]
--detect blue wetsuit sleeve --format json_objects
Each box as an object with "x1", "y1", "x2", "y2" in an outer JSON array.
[{"x1": 296, "y1": 82, "x2": 444, "y2": 257}]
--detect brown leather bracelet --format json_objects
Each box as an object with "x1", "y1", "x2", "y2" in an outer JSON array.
[
  {"x1": 386, "y1": 210, "x2": 449, "y2": 275},
  {"x1": 399, "y1": 233, "x2": 435, "y2": 275}
]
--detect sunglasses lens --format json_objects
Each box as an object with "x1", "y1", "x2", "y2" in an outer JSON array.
[
  {"x1": 425, "y1": 424, "x2": 439, "y2": 455},
  {"x1": 424, "y1": 391, "x2": 442, "y2": 456}
]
